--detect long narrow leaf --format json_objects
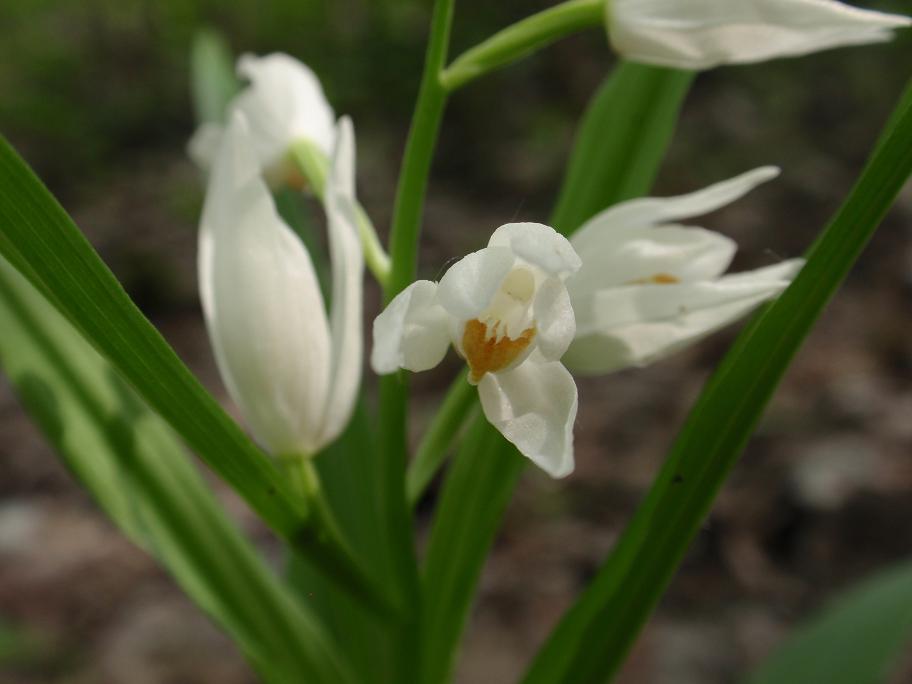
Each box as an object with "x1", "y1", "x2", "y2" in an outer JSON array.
[
  {"x1": 551, "y1": 61, "x2": 693, "y2": 235},
  {"x1": 419, "y1": 412, "x2": 525, "y2": 684},
  {"x1": 287, "y1": 403, "x2": 399, "y2": 683},
  {"x1": 406, "y1": 369, "x2": 474, "y2": 506},
  {"x1": 191, "y1": 29, "x2": 241, "y2": 125},
  {"x1": 0, "y1": 135, "x2": 305, "y2": 535},
  {"x1": 0, "y1": 135, "x2": 393, "y2": 613},
  {"x1": 418, "y1": 62, "x2": 696, "y2": 682},
  {"x1": 0, "y1": 258, "x2": 352, "y2": 683},
  {"x1": 748, "y1": 560, "x2": 912, "y2": 684},
  {"x1": 523, "y1": 77, "x2": 912, "y2": 684}
]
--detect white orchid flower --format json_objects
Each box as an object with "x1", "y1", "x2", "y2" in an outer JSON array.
[
  {"x1": 372, "y1": 223, "x2": 582, "y2": 478},
  {"x1": 198, "y1": 110, "x2": 362, "y2": 458},
  {"x1": 607, "y1": 0, "x2": 911, "y2": 70},
  {"x1": 189, "y1": 52, "x2": 336, "y2": 186},
  {"x1": 563, "y1": 166, "x2": 804, "y2": 374},
  {"x1": 372, "y1": 169, "x2": 803, "y2": 477}
]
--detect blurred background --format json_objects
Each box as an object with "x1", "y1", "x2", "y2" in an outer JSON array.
[{"x1": 1, "y1": 1, "x2": 911, "y2": 682}]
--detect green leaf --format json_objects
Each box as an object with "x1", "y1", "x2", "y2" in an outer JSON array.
[
  {"x1": 406, "y1": 369, "x2": 475, "y2": 506},
  {"x1": 0, "y1": 258, "x2": 353, "y2": 683},
  {"x1": 551, "y1": 61, "x2": 694, "y2": 236},
  {"x1": 377, "y1": 1, "x2": 457, "y2": 678},
  {"x1": 0, "y1": 135, "x2": 389, "y2": 613},
  {"x1": 419, "y1": 411, "x2": 525, "y2": 684},
  {"x1": 190, "y1": 29, "x2": 241, "y2": 125},
  {"x1": 413, "y1": 61, "x2": 695, "y2": 682},
  {"x1": 748, "y1": 560, "x2": 912, "y2": 684},
  {"x1": 0, "y1": 134, "x2": 305, "y2": 536},
  {"x1": 287, "y1": 403, "x2": 399, "y2": 683},
  {"x1": 522, "y1": 77, "x2": 912, "y2": 684}
]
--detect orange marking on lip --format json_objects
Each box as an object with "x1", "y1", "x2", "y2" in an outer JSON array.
[
  {"x1": 462, "y1": 319, "x2": 536, "y2": 383},
  {"x1": 628, "y1": 272, "x2": 680, "y2": 285}
]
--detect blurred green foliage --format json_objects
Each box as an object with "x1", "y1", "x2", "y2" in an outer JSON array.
[{"x1": 0, "y1": 0, "x2": 907, "y2": 220}]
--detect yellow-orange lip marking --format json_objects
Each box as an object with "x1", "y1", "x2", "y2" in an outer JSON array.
[
  {"x1": 462, "y1": 318, "x2": 536, "y2": 383},
  {"x1": 627, "y1": 272, "x2": 680, "y2": 285}
]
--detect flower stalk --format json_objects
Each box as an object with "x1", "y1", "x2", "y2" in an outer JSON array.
[
  {"x1": 282, "y1": 455, "x2": 401, "y2": 621},
  {"x1": 378, "y1": 0, "x2": 456, "y2": 680},
  {"x1": 406, "y1": 368, "x2": 477, "y2": 506},
  {"x1": 441, "y1": 0, "x2": 604, "y2": 91},
  {"x1": 288, "y1": 140, "x2": 391, "y2": 287}
]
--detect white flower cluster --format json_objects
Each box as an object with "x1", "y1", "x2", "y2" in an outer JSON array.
[{"x1": 192, "y1": 0, "x2": 907, "y2": 473}]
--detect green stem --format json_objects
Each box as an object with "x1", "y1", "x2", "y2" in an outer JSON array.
[
  {"x1": 406, "y1": 369, "x2": 476, "y2": 507},
  {"x1": 354, "y1": 201, "x2": 391, "y2": 289},
  {"x1": 385, "y1": 7, "x2": 454, "y2": 300},
  {"x1": 440, "y1": 0, "x2": 604, "y2": 92},
  {"x1": 282, "y1": 455, "x2": 399, "y2": 621},
  {"x1": 379, "y1": 0, "x2": 455, "y2": 678},
  {"x1": 288, "y1": 140, "x2": 391, "y2": 287},
  {"x1": 288, "y1": 140, "x2": 328, "y2": 196}
]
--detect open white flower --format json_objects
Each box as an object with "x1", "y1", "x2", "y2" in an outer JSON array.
[
  {"x1": 607, "y1": 0, "x2": 911, "y2": 70},
  {"x1": 189, "y1": 52, "x2": 336, "y2": 183},
  {"x1": 563, "y1": 166, "x2": 804, "y2": 374},
  {"x1": 373, "y1": 169, "x2": 803, "y2": 477},
  {"x1": 198, "y1": 110, "x2": 362, "y2": 457},
  {"x1": 372, "y1": 223, "x2": 582, "y2": 478}
]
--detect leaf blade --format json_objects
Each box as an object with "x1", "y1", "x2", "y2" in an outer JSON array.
[
  {"x1": 419, "y1": 412, "x2": 525, "y2": 684},
  {"x1": 551, "y1": 61, "x2": 694, "y2": 236},
  {"x1": 0, "y1": 134, "x2": 304, "y2": 536},
  {"x1": 190, "y1": 28, "x2": 241, "y2": 125},
  {"x1": 0, "y1": 258, "x2": 353, "y2": 683},
  {"x1": 748, "y1": 560, "x2": 912, "y2": 684},
  {"x1": 523, "y1": 76, "x2": 912, "y2": 684}
]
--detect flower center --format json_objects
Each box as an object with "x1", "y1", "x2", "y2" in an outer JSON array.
[
  {"x1": 462, "y1": 266, "x2": 539, "y2": 382},
  {"x1": 462, "y1": 319, "x2": 536, "y2": 383}
]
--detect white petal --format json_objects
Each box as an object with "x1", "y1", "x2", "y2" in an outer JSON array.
[
  {"x1": 477, "y1": 357, "x2": 577, "y2": 478},
  {"x1": 232, "y1": 53, "x2": 336, "y2": 171},
  {"x1": 436, "y1": 246, "x2": 516, "y2": 320},
  {"x1": 609, "y1": 0, "x2": 911, "y2": 70},
  {"x1": 569, "y1": 225, "x2": 736, "y2": 301},
  {"x1": 532, "y1": 277, "x2": 577, "y2": 361},
  {"x1": 371, "y1": 281, "x2": 451, "y2": 374},
  {"x1": 200, "y1": 112, "x2": 331, "y2": 455},
  {"x1": 187, "y1": 122, "x2": 224, "y2": 171},
  {"x1": 317, "y1": 117, "x2": 363, "y2": 447},
  {"x1": 489, "y1": 222, "x2": 582, "y2": 277},
  {"x1": 572, "y1": 166, "x2": 779, "y2": 257},
  {"x1": 565, "y1": 259, "x2": 804, "y2": 375}
]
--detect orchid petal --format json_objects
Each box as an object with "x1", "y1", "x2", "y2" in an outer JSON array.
[
  {"x1": 489, "y1": 222, "x2": 582, "y2": 277},
  {"x1": 233, "y1": 53, "x2": 336, "y2": 169},
  {"x1": 569, "y1": 225, "x2": 737, "y2": 299},
  {"x1": 571, "y1": 167, "x2": 779, "y2": 257},
  {"x1": 608, "y1": 0, "x2": 911, "y2": 70},
  {"x1": 199, "y1": 112, "x2": 330, "y2": 455},
  {"x1": 317, "y1": 117, "x2": 364, "y2": 446},
  {"x1": 565, "y1": 259, "x2": 804, "y2": 374},
  {"x1": 187, "y1": 121, "x2": 223, "y2": 171},
  {"x1": 437, "y1": 246, "x2": 516, "y2": 321},
  {"x1": 533, "y1": 277, "x2": 577, "y2": 361},
  {"x1": 477, "y1": 355, "x2": 577, "y2": 478},
  {"x1": 372, "y1": 281, "x2": 451, "y2": 374}
]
